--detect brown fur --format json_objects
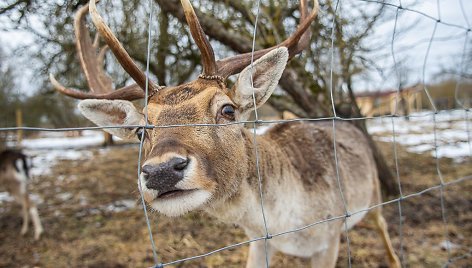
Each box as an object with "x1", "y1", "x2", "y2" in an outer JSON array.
[{"x1": 139, "y1": 81, "x2": 399, "y2": 267}]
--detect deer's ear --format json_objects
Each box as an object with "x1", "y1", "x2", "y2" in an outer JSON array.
[
  {"x1": 78, "y1": 99, "x2": 143, "y2": 140},
  {"x1": 231, "y1": 47, "x2": 288, "y2": 119}
]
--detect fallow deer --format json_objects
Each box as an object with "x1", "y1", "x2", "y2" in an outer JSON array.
[
  {"x1": 0, "y1": 150, "x2": 43, "y2": 240},
  {"x1": 51, "y1": 0, "x2": 400, "y2": 267}
]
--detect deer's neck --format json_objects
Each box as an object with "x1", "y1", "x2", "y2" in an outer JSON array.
[{"x1": 205, "y1": 128, "x2": 293, "y2": 231}]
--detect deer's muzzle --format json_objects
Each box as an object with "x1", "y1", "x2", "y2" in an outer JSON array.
[{"x1": 142, "y1": 157, "x2": 189, "y2": 196}]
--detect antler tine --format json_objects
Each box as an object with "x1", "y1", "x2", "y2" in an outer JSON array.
[
  {"x1": 92, "y1": 33, "x2": 100, "y2": 49},
  {"x1": 75, "y1": 4, "x2": 112, "y2": 93},
  {"x1": 89, "y1": 0, "x2": 158, "y2": 92},
  {"x1": 97, "y1": 45, "x2": 109, "y2": 67},
  {"x1": 286, "y1": 0, "x2": 317, "y2": 57},
  {"x1": 297, "y1": 0, "x2": 311, "y2": 50},
  {"x1": 216, "y1": 0, "x2": 319, "y2": 79},
  {"x1": 95, "y1": 45, "x2": 115, "y2": 93},
  {"x1": 180, "y1": 0, "x2": 217, "y2": 76},
  {"x1": 49, "y1": 73, "x2": 145, "y2": 100}
]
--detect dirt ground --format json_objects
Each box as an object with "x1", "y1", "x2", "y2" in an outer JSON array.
[{"x1": 0, "y1": 141, "x2": 471, "y2": 267}]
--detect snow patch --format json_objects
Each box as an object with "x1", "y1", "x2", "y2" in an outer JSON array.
[
  {"x1": 17, "y1": 130, "x2": 107, "y2": 177},
  {"x1": 367, "y1": 109, "x2": 472, "y2": 161},
  {"x1": 0, "y1": 192, "x2": 14, "y2": 204},
  {"x1": 104, "y1": 199, "x2": 137, "y2": 213},
  {"x1": 21, "y1": 130, "x2": 104, "y2": 149},
  {"x1": 75, "y1": 199, "x2": 138, "y2": 217}
]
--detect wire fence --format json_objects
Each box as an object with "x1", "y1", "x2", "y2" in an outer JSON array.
[{"x1": 2, "y1": 0, "x2": 471, "y2": 267}]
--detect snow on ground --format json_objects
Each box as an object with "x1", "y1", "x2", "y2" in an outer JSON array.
[
  {"x1": 0, "y1": 192, "x2": 42, "y2": 211},
  {"x1": 18, "y1": 130, "x2": 105, "y2": 177},
  {"x1": 367, "y1": 109, "x2": 472, "y2": 161},
  {"x1": 21, "y1": 130, "x2": 104, "y2": 149},
  {"x1": 74, "y1": 199, "x2": 138, "y2": 217},
  {"x1": 0, "y1": 192, "x2": 15, "y2": 204}
]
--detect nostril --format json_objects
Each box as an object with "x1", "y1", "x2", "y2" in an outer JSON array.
[
  {"x1": 142, "y1": 165, "x2": 153, "y2": 175},
  {"x1": 172, "y1": 157, "x2": 189, "y2": 171}
]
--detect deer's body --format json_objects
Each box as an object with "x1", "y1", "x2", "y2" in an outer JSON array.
[
  {"x1": 205, "y1": 121, "x2": 385, "y2": 266},
  {"x1": 209, "y1": 121, "x2": 374, "y2": 234},
  {"x1": 51, "y1": 0, "x2": 400, "y2": 266},
  {"x1": 0, "y1": 150, "x2": 43, "y2": 240}
]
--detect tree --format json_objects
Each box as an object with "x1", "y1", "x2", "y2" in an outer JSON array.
[
  {"x1": 0, "y1": 46, "x2": 18, "y2": 149},
  {"x1": 0, "y1": 42, "x2": 85, "y2": 134}
]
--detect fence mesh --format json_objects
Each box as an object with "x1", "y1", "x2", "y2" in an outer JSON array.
[{"x1": 1, "y1": 0, "x2": 471, "y2": 267}]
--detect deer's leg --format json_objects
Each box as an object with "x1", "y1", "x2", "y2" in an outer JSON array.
[
  {"x1": 369, "y1": 209, "x2": 401, "y2": 268},
  {"x1": 370, "y1": 176, "x2": 401, "y2": 268},
  {"x1": 310, "y1": 235, "x2": 340, "y2": 268},
  {"x1": 29, "y1": 203, "x2": 43, "y2": 240},
  {"x1": 246, "y1": 240, "x2": 275, "y2": 268},
  {"x1": 20, "y1": 194, "x2": 29, "y2": 236}
]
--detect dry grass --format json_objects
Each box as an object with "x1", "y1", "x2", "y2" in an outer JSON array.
[{"x1": 0, "y1": 142, "x2": 470, "y2": 267}]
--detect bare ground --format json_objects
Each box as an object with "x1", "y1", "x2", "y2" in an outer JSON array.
[{"x1": 0, "y1": 142, "x2": 471, "y2": 267}]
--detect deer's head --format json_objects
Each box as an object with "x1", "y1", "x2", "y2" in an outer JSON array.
[{"x1": 51, "y1": 0, "x2": 318, "y2": 216}]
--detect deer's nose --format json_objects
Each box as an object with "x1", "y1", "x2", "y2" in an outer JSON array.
[{"x1": 142, "y1": 157, "x2": 189, "y2": 192}]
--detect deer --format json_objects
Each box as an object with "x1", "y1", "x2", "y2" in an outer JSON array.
[
  {"x1": 0, "y1": 149, "x2": 43, "y2": 240},
  {"x1": 50, "y1": 0, "x2": 401, "y2": 267}
]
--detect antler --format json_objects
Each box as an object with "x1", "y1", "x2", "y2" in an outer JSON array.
[
  {"x1": 49, "y1": 3, "x2": 146, "y2": 100},
  {"x1": 180, "y1": 0, "x2": 319, "y2": 79},
  {"x1": 51, "y1": 0, "x2": 318, "y2": 100},
  {"x1": 180, "y1": 0, "x2": 217, "y2": 76},
  {"x1": 89, "y1": 0, "x2": 159, "y2": 93},
  {"x1": 75, "y1": 4, "x2": 112, "y2": 94},
  {"x1": 49, "y1": 74, "x2": 144, "y2": 100}
]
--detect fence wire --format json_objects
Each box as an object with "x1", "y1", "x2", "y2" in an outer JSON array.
[
  {"x1": 328, "y1": 1, "x2": 353, "y2": 266},
  {"x1": 390, "y1": 4, "x2": 405, "y2": 264},
  {"x1": 1, "y1": 0, "x2": 471, "y2": 267},
  {"x1": 137, "y1": 0, "x2": 159, "y2": 264},
  {"x1": 248, "y1": 0, "x2": 272, "y2": 266}
]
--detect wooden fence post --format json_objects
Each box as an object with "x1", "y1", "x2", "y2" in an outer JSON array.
[{"x1": 16, "y1": 108, "x2": 23, "y2": 148}]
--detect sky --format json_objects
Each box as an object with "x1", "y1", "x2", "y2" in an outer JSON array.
[
  {"x1": 0, "y1": 0, "x2": 471, "y2": 95},
  {"x1": 356, "y1": 0, "x2": 471, "y2": 91}
]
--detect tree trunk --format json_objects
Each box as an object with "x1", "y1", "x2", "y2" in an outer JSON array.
[
  {"x1": 103, "y1": 132, "x2": 114, "y2": 147},
  {"x1": 357, "y1": 122, "x2": 399, "y2": 197}
]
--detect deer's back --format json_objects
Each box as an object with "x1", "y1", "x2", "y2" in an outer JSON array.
[{"x1": 264, "y1": 120, "x2": 377, "y2": 214}]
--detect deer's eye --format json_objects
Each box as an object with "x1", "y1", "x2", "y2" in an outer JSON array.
[
  {"x1": 220, "y1": 104, "x2": 235, "y2": 120},
  {"x1": 136, "y1": 128, "x2": 146, "y2": 140}
]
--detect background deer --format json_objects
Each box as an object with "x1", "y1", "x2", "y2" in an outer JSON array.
[
  {"x1": 0, "y1": 149, "x2": 43, "y2": 240},
  {"x1": 51, "y1": 0, "x2": 400, "y2": 266}
]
